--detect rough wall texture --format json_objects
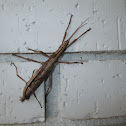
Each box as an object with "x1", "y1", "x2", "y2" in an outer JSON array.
[{"x1": 0, "y1": 0, "x2": 126, "y2": 126}]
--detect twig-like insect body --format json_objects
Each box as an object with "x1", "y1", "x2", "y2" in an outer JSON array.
[{"x1": 12, "y1": 15, "x2": 91, "y2": 107}]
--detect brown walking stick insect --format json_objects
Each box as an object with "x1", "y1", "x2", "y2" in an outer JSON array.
[{"x1": 12, "y1": 15, "x2": 91, "y2": 108}]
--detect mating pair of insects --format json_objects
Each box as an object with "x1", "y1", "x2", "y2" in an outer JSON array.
[{"x1": 12, "y1": 15, "x2": 91, "y2": 108}]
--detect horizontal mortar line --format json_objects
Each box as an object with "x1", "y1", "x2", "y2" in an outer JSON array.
[
  {"x1": 0, "y1": 50, "x2": 126, "y2": 63},
  {"x1": 0, "y1": 50, "x2": 126, "y2": 55}
]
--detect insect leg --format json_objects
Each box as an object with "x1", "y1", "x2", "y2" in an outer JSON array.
[
  {"x1": 11, "y1": 62, "x2": 27, "y2": 83},
  {"x1": 12, "y1": 54, "x2": 43, "y2": 64},
  {"x1": 27, "y1": 48, "x2": 49, "y2": 58},
  {"x1": 45, "y1": 73, "x2": 52, "y2": 98},
  {"x1": 62, "y1": 14, "x2": 73, "y2": 43},
  {"x1": 59, "y1": 61, "x2": 83, "y2": 64},
  {"x1": 67, "y1": 28, "x2": 91, "y2": 48},
  {"x1": 32, "y1": 69, "x2": 38, "y2": 76},
  {"x1": 33, "y1": 92, "x2": 42, "y2": 108},
  {"x1": 28, "y1": 87, "x2": 42, "y2": 108}
]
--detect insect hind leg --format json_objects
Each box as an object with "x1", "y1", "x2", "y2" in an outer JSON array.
[
  {"x1": 28, "y1": 87, "x2": 42, "y2": 108},
  {"x1": 45, "y1": 73, "x2": 52, "y2": 98}
]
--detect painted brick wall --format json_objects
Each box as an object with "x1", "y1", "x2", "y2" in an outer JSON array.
[{"x1": 0, "y1": 0, "x2": 126, "y2": 125}]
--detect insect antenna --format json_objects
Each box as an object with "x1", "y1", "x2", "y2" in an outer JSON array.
[
  {"x1": 67, "y1": 17, "x2": 89, "y2": 41},
  {"x1": 67, "y1": 28, "x2": 91, "y2": 48}
]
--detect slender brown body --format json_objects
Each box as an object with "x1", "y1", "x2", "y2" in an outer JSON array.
[
  {"x1": 20, "y1": 40, "x2": 70, "y2": 101},
  {"x1": 13, "y1": 15, "x2": 91, "y2": 104}
]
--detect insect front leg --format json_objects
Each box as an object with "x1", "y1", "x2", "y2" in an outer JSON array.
[
  {"x1": 11, "y1": 62, "x2": 27, "y2": 83},
  {"x1": 62, "y1": 14, "x2": 73, "y2": 43},
  {"x1": 27, "y1": 48, "x2": 49, "y2": 58}
]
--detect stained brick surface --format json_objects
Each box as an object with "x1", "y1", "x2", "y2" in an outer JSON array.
[
  {"x1": 60, "y1": 60, "x2": 126, "y2": 119},
  {"x1": 0, "y1": 62, "x2": 45, "y2": 124},
  {"x1": 0, "y1": 0, "x2": 126, "y2": 53}
]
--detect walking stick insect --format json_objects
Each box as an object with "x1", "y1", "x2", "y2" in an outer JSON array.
[{"x1": 12, "y1": 15, "x2": 91, "y2": 108}]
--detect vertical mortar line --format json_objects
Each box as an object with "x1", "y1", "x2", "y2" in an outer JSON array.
[
  {"x1": 17, "y1": 16, "x2": 20, "y2": 47},
  {"x1": 4, "y1": 101, "x2": 7, "y2": 117},
  {"x1": 92, "y1": 0, "x2": 95, "y2": 13},
  {"x1": 92, "y1": 0, "x2": 96, "y2": 14},
  {"x1": 125, "y1": 0, "x2": 126, "y2": 10},
  {"x1": 36, "y1": 1, "x2": 38, "y2": 48},
  {"x1": 96, "y1": 43, "x2": 98, "y2": 50},
  {"x1": 95, "y1": 100, "x2": 98, "y2": 114},
  {"x1": 44, "y1": 80, "x2": 46, "y2": 121},
  {"x1": 77, "y1": 90, "x2": 79, "y2": 103},
  {"x1": 2, "y1": 0, "x2": 6, "y2": 11},
  {"x1": 109, "y1": 0, "x2": 111, "y2": 12},
  {"x1": 125, "y1": 30, "x2": 126, "y2": 40},
  {"x1": 17, "y1": 0, "x2": 20, "y2": 35},
  {"x1": 58, "y1": 63, "x2": 62, "y2": 118},
  {"x1": 36, "y1": 0, "x2": 38, "y2": 49},
  {"x1": 37, "y1": 31, "x2": 39, "y2": 50},
  {"x1": 117, "y1": 17, "x2": 121, "y2": 50},
  {"x1": 10, "y1": 0, "x2": 14, "y2": 44},
  {"x1": 18, "y1": 18, "x2": 20, "y2": 31},
  {"x1": 125, "y1": 0, "x2": 126, "y2": 41}
]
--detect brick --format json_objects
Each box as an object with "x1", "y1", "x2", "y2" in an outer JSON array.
[
  {"x1": 60, "y1": 60, "x2": 126, "y2": 120},
  {"x1": 0, "y1": 62, "x2": 45, "y2": 124},
  {"x1": 0, "y1": 0, "x2": 125, "y2": 53}
]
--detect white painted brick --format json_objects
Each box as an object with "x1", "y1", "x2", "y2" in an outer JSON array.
[
  {"x1": 0, "y1": 62, "x2": 45, "y2": 124},
  {"x1": 0, "y1": 0, "x2": 125, "y2": 53},
  {"x1": 60, "y1": 60, "x2": 126, "y2": 120}
]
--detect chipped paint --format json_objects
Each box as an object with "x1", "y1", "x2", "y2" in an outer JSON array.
[{"x1": 75, "y1": 3, "x2": 79, "y2": 9}]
